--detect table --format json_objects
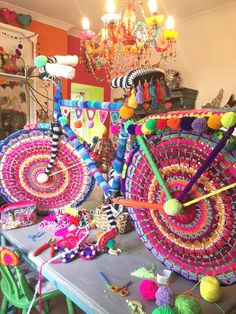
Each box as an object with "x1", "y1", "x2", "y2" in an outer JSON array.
[{"x1": 1, "y1": 223, "x2": 236, "y2": 314}]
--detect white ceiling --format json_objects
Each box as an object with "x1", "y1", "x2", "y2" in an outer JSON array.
[{"x1": 2, "y1": 0, "x2": 235, "y2": 31}]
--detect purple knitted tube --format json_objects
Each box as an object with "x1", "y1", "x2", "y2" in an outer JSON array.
[{"x1": 177, "y1": 126, "x2": 235, "y2": 202}]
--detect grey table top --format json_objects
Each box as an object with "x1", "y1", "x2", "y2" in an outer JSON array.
[{"x1": 1, "y1": 223, "x2": 236, "y2": 314}]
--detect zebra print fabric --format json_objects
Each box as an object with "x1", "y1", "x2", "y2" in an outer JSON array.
[{"x1": 45, "y1": 122, "x2": 60, "y2": 175}]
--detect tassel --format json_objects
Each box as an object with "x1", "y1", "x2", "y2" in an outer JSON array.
[
  {"x1": 136, "y1": 81, "x2": 144, "y2": 105},
  {"x1": 165, "y1": 82, "x2": 172, "y2": 97},
  {"x1": 160, "y1": 78, "x2": 167, "y2": 99},
  {"x1": 127, "y1": 88, "x2": 138, "y2": 109},
  {"x1": 149, "y1": 80, "x2": 158, "y2": 109},
  {"x1": 143, "y1": 80, "x2": 150, "y2": 102},
  {"x1": 156, "y1": 80, "x2": 162, "y2": 104}
]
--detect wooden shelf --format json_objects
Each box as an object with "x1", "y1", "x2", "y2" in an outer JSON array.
[{"x1": 0, "y1": 71, "x2": 26, "y2": 80}]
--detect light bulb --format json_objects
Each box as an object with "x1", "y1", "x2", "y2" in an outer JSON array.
[
  {"x1": 165, "y1": 16, "x2": 174, "y2": 30},
  {"x1": 149, "y1": 0, "x2": 158, "y2": 14},
  {"x1": 106, "y1": 0, "x2": 115, "y2": 13},
  {"x1": 82, "y1": 17, "x2": 90, "y2": 30}
]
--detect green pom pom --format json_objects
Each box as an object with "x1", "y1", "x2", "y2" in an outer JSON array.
[
  {"x1": 34, "y1": 55, "x2": 47, "y2": 68},
  {"x1": 58, "y1": 116, "x2": 68, "y2": 126},
  {"x1": 145, "y1": 118, "x2": 157, "y2": 131},
  {"x1": 175, "y1": 294, "x2": 201, "y2": 314},
  {"x1": 164, "y1": 199, "x2": 183, "y2": 216},
  {"x1": 124, "y1": 120, "x2": 133, "y2": 132},
  {"x1": 221, "y1": 112, "x2": 236, "y2": 128},
  {"x1": 152, "y1": 306, "x2": 176, "y2": 314}
]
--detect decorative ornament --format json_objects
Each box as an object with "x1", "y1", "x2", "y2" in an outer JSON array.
[
  {"x1": 17, "y1": 13, "x2": 32, "y2": 29},
  {"x1": 0, "y1": 247, "x2": 20, "y2": 266},
  {"x1": 0, "y1": 8, "x2": 17, "y2": 23}
]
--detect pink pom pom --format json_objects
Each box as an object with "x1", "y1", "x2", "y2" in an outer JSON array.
[
  {"x1": 111, "y1": 124, "x2": 120, "y2": 135},
  {"x1": 135, "y1": 125, "x2": 143, "y2": 135},
  {"x1": 139, "y1": 279, "x2": 158, "y2": 301}
]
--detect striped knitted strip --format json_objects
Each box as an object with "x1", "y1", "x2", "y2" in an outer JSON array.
[
  {"x1": 102, "y1": 204, "x2": 117, "y2": 228},
  {"x1": 45, "y1": 122, "x2": 60, "y2": 175}
]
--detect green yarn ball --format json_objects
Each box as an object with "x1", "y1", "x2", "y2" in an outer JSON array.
[
  {"x1": 164, "y1": 199, "x2": 183, "y2": 216},
  {"x1": 152, "y1": 306, "x2": 176, "y2": 314},
  {"x1": 58, "y1": 116, "x2": 68, "y2": 126},
  {"x1": 145, "y1": 118, "x2": 157, "y2": 131},
  {"x1": 34, "y1": 55, "x2": 47, "y2": 68},
  {"x1": 221, "y1": 112, "x2": 236, "y2": 128},
  {"x1": 175, "y1": 294, "x2": 201, "y2": 314}
]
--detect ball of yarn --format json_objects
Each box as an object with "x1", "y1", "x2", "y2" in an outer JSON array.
[
  {"x1": 87, "y1": 120, "x2": 94, "y2": 128},
  {"x1": 58, "y1": 116, "x2": 68, "y2": 126},
  {"x1": 200, "y1": 276, "x2": 221, "y2": 303},
  {"x1": 110, "y1": 125, "x2": 120, "y2": 135},
  {"x1": 207, "y1": 114, "x2": 222, "y2": 130},
  {"x1": 164, "y1": 199, "x2": 183, "y2": 216},
  {"x1": 113, "y1": 159, "x2": 123, "y2": 172},
  {"x1": 152, "y1": 306, "x2": 176, "y2": 314},
  {"x1": 135, "y1": 125, "x2": 143, "y2": 135},
  {"x1": 175, "y1": 294, "x2": 201, "y2": 314},
  {"x1": 74, "y1": 120, "x2": 83, "y2": 128},
  {"x1": 119, "y1": 105, "x2": 134, "y2": 119},
  {"x1": 141, "y1": 124, "x2": 152, "y2": 135},
  {"x1": 191, "y1": 118, "x2": 207, "y2": 134},
  {"x1": 139, "y1": 279, "x2": 158, "y2": 301},
  {"x1": 180, "y1": 117, "x2": 195, "y2": 131},
  {"x1": 167, "y1": 117, "x2": 180, "y2": 130},
  {"x1": 155, "y1": 286, "x2": 174, "y2": 307},
  {"x1": 221, "y1": 112, "x2": 236, "y2": 128},
  {"x1": 146, "y1": 118, "x2": 157, "y2": 131},
  {"x1": 127, "y1": 124, "x2": 136, "y2": 135},
  {"x1": 156, "y1": 119, "x2": 168, "y2": 130},
  {"x1": 34, "y1": 55, "x2": 47, "y2": 68}
]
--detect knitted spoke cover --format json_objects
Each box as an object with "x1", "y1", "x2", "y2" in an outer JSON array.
[
  {"x1": 0, "y1": 129, "x2": 94, "y2": 212},
  {"x1": 122, "y1": 110, "x2": 236, "y2": 285}
]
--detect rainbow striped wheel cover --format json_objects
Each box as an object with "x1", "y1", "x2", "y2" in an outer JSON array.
[
  {"x1": 123, "y1": 130, "x2": 236, "y2": 284},
  {"x1": 0, "y1": 129, "x2": 94, "y2": 212}
]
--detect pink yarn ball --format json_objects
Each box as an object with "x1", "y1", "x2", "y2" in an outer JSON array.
[
  {"x1": 135, "y1": 125, "x2": 143, "y2": 135},
  {"x1": 110, "y1": 124, "x2": 120, "y2": 135},
  {"x1": 87, "y1": 120, "x2": 94, "y2": 128},
  {"x1": 139, "y1": 280, "x2": 158, "y2": 301}
]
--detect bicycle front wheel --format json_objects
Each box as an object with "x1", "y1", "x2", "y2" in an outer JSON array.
[
  {"x1": 0, "y1": 128, "x2": 94, "y2": 212},
  {"x1": 123, "y1": 129, "x2": 236, "y2": 284}
]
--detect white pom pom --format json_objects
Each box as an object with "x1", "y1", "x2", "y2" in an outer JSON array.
[
  {"x1": 55, "y1": 55, "x2": 78, "y2": 66},
  {"x1": 36, "y1": 173, "x2": 49, "y2": 184},
  {"x1": 45, "y1": 63, "x2": 75, "y2": 79}
]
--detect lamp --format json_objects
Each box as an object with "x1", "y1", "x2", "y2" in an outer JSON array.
[{"x1": 79, "y1": 0, "x2": 178, "y2": 82}]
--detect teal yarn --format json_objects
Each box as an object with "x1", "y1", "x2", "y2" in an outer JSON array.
[
  {"x1": 152, "y1": 306, "x2": 176, "y2": 314},
  {"x1": 58, "y1": 116, "x2": 68, "y2": 126},
  {"x1": 146, "y1": 118, "x2": 157, "y2": 131},
  {"x1": 34, "y1": 55, "x2": 47, "y2": 68},
  {"x1": 175, "y1": 294, "x2": 201, "y2": 314}
]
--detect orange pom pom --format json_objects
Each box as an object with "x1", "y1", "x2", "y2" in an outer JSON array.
[
  {"x1": 119, "y1": 105, "x2": 134, "y2": 119},
  {"x1": 74, "y1": 120, "x2": 83, "y2": 128},
  {"x1": 167, "y1": 117, "x2": 181, "y2": 130},
  {"x1": 207, "y1": 115, "x2": 222, "y2": 130}
]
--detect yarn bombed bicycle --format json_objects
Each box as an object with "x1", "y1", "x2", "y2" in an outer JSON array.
[{"x1": 0, "y1": 55, "x2": 235, "y2": 284}]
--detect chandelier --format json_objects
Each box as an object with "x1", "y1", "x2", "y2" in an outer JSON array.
[{"x1": 79, "y1": 0, "x2": 178, "y2": 83}]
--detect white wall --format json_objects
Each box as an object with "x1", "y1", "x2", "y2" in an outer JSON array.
[{"x1": 111, "y1": 2, "x2": 236, "y2": 108}]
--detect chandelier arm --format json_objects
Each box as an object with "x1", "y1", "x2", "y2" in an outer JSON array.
[{"x1": 153, "y1": 39, "x2": 171, "y2": 53}]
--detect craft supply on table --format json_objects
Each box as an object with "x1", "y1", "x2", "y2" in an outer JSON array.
[
  {"x1": 111, "y1": 280, "x2": 134, "y2": 297},
  {"x1": 156, "y1": 269, "x2": 171, "y2": 285},
  {"x1": 126, "y1": 299, "x2": 146, "y2": 314},
  {"x1": 32, "y1": 238, "x2": 56, "y2": 256},
  {"x1": 131, "y1": 265, "x2": 156, "y2": 279},
  {"x1": 27, "y1": 231, "x2": 45, "y2": 242}
]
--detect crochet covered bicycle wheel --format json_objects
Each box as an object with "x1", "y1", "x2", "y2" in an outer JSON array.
[
  {"x1": 123, "y1": 110, "x2": 236, "y2": 284},
  {"x1": 0, "y1": 128, "x2": 94, "y2": 212}
]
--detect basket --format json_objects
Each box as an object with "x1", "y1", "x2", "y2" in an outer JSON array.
[{"x1": 94, "y1": 205, "x2": 134, "y2": 234}]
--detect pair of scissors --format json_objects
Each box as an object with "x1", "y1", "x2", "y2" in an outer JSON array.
[{"x1": 111, "y1": 280, "x2": 134, "y2": 297}]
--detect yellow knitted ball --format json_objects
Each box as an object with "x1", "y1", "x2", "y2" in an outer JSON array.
[
  {"x1": 141, "y1": 124, "x2": 152, "y2": 135},
  {"x1": 207, "y1": 115, "x2": 222, "y2": 130},
  {"x1": 221, "y1": 112, "x2": 236, "y2": 128},
  {"x1": 200, "y1": 276, "x2": 221, "y2": 303},
  {"x1": 119, "y1": 105, "x2": 134, "y2": 119}
]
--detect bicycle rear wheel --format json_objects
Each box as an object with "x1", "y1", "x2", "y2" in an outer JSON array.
[
  {"x1": 0, "y1": 128, "x2": 94, "y2": 213},
  {"x1": 123, "y1": 129, "x2": 236, "y2": 284}
]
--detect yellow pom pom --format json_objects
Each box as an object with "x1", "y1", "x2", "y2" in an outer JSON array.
[
  {"x1": 141, "y1": 124, "x2": 152, "y2": 135},
  {"x1": 200, "y1": 276, "x2": 221, "y2": 303},
  {"x1": 119, "y1": 105, "x2": 134, "y2": 119},
  {"x1": 221, "y1": 112, "x2": 236, "y2": 128},
  {"x1": 207, "y1": 114, "x2": 222, "y2": 130}
]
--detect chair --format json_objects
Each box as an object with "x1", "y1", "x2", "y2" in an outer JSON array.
[{"x1": 0, "y1": 246, "x2": 74, "y2": 314}]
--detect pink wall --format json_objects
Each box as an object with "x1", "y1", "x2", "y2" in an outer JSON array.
[{"x1": 67, "y1": 35, "x2": 111, "y2": 101}]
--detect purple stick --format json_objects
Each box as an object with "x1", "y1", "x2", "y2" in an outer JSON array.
[{"x1": 177, "y1": 126, "x2": 234, "y2": 202}]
